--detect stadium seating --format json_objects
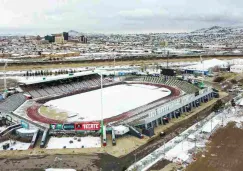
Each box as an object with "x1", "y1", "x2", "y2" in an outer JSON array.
[
  {"x1": 19, "y1": 74, "x2": 113, "y2": 99},
  {"x1": 124, "y1": 76, "x2": 199, "y2": 94},
  {"x1": 0, "y1": 93, "x2": 26, "y2": 112}
]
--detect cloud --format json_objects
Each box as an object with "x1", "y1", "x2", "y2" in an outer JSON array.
[
  {"x1": 118, "y1": 9, "x2": 156, "y2": 18},
  {"x1": 1, "y1": 0, "x2": 243, "y2": 34}
]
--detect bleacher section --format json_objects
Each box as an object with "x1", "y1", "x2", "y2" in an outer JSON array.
[
  {"x1": 19, "y1": 74, "x2": 113, "y2": 99},
  {"x1": 0, "y1": 93, "x2": 26, "y2": 112},
  {"x1": 125, "y1": 76, "x2": 198, "y2": 94}
]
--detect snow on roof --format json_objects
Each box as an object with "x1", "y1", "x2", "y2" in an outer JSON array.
[
  {"x1": 16, "y1": 128, "x2": 38, "y2": 134},
  {"x1": 18, "y1": 71, "x2": 96, "y2": 85},
  {"x1": 112, "y1": 125, "x2": 129, "y2": 135},
  {"x1": 184, "y1": 58, "x2": 228, "y2": 71}
]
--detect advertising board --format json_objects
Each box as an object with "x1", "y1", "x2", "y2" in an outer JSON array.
[
  {"x1": 75, "y1": 122, "x2": 100, "y2": 131},
  {"x1": 50, "y1": 123, "x2": 63, "y2": 130},
  {"x1": 63, "y1": 123, "x2": 75, "y2": 130},
  {"x1": 50, "y1": 122, "x2": 100, "y2": 131}
]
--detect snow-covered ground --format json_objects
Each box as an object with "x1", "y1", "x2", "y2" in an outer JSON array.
[
  {"x1": 46, "y1": 169, "x2": 76, "y2": 171},
  {"x1": 46, "y1": 136, "x2": 101, "y2": 149},
  {"x1": 43, "y1": 84, "x2": 171, "y2": 122},
  {"x1": 0, "y1": 126, "x2": 6, "y2": 132},
  {"x1": 0, "y1": 140, "x2": 30, "y2": 150},
  {"x1": 128, "y1": 106, "x2": 243, "y2": 171}
]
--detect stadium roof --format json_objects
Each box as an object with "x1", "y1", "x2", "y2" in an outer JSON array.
[
  {"x1": 18, "y1": 71, "x2": 96, "y2": 85},
  {"x1": 184, "y1": 58, "x2": 228, "y2": 71}
]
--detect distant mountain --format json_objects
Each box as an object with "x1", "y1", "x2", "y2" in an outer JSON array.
[
  {"x1": 68, "y1": 30, "x2": 83, "y2": 37},
  {"x1": 191, "y1": 26, "x2": 243, "y2": 34}
]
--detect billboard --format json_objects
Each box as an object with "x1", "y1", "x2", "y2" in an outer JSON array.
[
  {"x1": 50, "y1": 123, "x2": 63, "y2": 130},
  {"x1": 75, "y1": 122, "x2": 100, "y2": 131},
  {"x1": 161, "y1": 69, "x2": 176, "y2": 76},
  {"x1": 50, "y1": 122, "x2": 100, "y2": 131},
  {"x1": 63, "y1": 123, "x2": 75, "y2": 130}
]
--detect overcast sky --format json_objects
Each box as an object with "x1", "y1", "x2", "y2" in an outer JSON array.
[{"x1": 1, "y1": 0, "x2": 243, "y2": 35}]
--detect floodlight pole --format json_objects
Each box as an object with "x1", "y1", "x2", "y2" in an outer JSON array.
[
  {"x1": 200, "y1": 55, "x2": 205, "y2": 84},
  {"x1": 114, "y1": 56, "x2": 116, "y2": 79},
  {"x1": 4, "y1": 61, "x2": 8, "y2": 92},
  {"x1": 100, "y1": 73, "x2": 104, "y2": 134}
]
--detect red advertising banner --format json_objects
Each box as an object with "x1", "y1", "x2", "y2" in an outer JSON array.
[{"x1": 75, "y1": 122, "x2": 100, "y2": 131}]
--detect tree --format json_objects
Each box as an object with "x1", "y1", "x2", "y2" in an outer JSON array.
[{"x1": 212, "y1": 100, "x2": 225, "y2": 112}]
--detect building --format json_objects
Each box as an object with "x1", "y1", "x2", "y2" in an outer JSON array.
[
  {"x1": 53, "y1": 34, "x2": 64, "y2": 44},
  {"x1": 63, "y1": 32, "x2": 69, "y2": 41},
  {"x1": 184, "y1": 58, "x2": 228, "y2": 75},
  {"x1": 79, "y1": 36, "x2": 88, "y2": 43},
  {"x1": 44, "y1": 35, "x2": 55, "y2": 43},
  {"x1": 44, "y1": 32, "x2": 69, "y2": 44},
  {"x1": 230, "y1": 65, "x2": 243, "y2": 73}
]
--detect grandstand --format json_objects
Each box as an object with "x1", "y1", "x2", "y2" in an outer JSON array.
[
  {"x1": 0, "y1": 72, "x2": 215, "y2": 134},
  {"x1": 123, "y1": 75, "x2": 198, "y2": 94},
  {"x1": 19, "y1": 73, "x2": 111, "y2": 99}
]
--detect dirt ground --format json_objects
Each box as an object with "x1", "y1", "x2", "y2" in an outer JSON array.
[
  {"x1": 0, "y1": 154, "x2": 99, "y2": 171},
  {"x1": 0, "y1": 56, "x2": 238, "y2": 71},
  {"x1": 186, "y1": 122, "x2": 243, "y2": 171}
]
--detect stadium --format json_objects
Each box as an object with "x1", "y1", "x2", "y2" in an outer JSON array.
[{"x1": 0, "y1": 69, "x2": 216, "y2": 148}]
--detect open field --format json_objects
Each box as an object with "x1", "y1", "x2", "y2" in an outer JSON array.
[
  {"x1": 42, "y1": 84, "x2": 171, "y2": 122},
  {"x1": 186, "y1": 122, "x2": 243, "y2": 171},
  {"x1": 0, "y1": 56, "x2": 240, "y2": 71}
]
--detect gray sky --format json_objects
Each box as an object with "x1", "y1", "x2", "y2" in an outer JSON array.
[{"x1": 1, "y1": 0, "x2": 243, "y2": 35}]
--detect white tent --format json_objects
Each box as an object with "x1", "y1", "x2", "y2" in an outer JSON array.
[
  {"x1": 112, "y1": 125, "x2": 129, "y2": 135},
  {"x1": 184, "y1": 58, "x2": 228, "y2": 71}
]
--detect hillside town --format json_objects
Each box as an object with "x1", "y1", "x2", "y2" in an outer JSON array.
[{"x1": 1, "y1": 26, "x2": 243, "y2": 62}]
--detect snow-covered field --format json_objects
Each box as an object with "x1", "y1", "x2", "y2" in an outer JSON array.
[
  {"x1": 128, "y1": 105, "x2": 243, "y2": 171},
  {"x1": 43, "y1": 84, "x2": 171, "y2": 121},
  {"x1": 46, "y1": 136, "x2": 101, "y2": 149},
  {"x1": 0, "y1": 140, "x2": 30, "y2": 150}
]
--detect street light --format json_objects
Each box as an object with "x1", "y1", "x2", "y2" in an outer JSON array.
[
  {"x1": 100, "y1": 73, "x2": 104, "y2": 134},
  {"x1": 113, "y1": 56, "x2": 116, "y2": 79}
]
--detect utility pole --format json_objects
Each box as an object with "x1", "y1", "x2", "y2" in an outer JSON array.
[
  {"x1": 113, "y1": 56, "x2": 116, "y2": 79},
  {"x1": 167, "y1": 51, "x2": 169, "y2": 69},
  {"x1": 200, "y1": 55, "x2": 205, "y2": 84}
]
